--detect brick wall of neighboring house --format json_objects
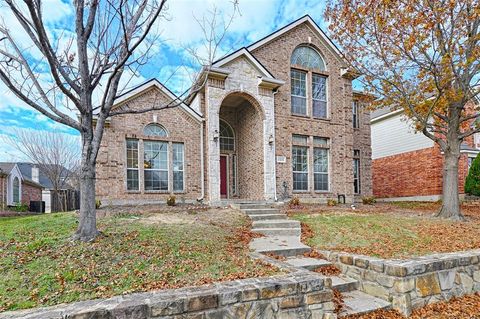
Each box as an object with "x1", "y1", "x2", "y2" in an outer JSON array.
[
  {"x1": 373, "y1": 146, "x2": 471, "y2": 198},
  {"x1": 96, "y1": 88, "x2": 202, "y2": 205},
  {"x1": 251, "y1": 22, "x2": 372, "y2": 202},
  {"x1": 21, "y1": 181, "x2": 42, "y2": 205}
]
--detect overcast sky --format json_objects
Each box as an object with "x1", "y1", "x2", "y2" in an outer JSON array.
[{"x1": 0, "y1": 0, "x2": 330, "y2": 161}]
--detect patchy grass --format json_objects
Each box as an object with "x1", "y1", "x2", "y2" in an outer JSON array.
[
  {"x1": 0, "y1": 208, "x2": 277, "y2": 312},
  {"x1": 345, "y1": 292, "x2": 480, "y2": 319},
  {"x1": 290, "y1": 202, "x2": 480, "y2": 259}
]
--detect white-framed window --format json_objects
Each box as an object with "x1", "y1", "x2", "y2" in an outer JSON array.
[
  {"x1": 290, "y1": 46, "x2": 327, "y2": 118},
  {"x1": 353, "y1": 101, "x2": 360, "y2": 128},
  {"x1": 312, "y1": 74, "x2": 327, "y2": 119},
  {"x1": 291, "y1": 46, "x2": 326, "y2": 70},
  {"x1": 172, "y1": 143, "x2": 184, "y2": 192},
  {"x1": 353, "y1": 149, "x2": 361, "y2": 194},
  {"x1": 144, "y1": 141, "x2": 168, "y2": 191},
  {"x1": 219, "y1": 120, "x2": 235, "y2": 151},
  {"x1": 290, "y1": 69, "x2": 307, "y2": 115},
  {"x1": 292, "y1": 145, "x2": 308, "y2": 191},
  {"x1": 144, "y1": 123, "x2": 168, "y2": 137},
  {"x1": 126, "y1": 139, "x2": 139, "y2": 191},
  {"x1": 313, "y1": 137, "x2": 329, "y2": 192},
  {"x1": 12, "y1": 177, "x2": 20, "y2": 204},
  {"x1": 474, "y1": 133, "x2": 480, "y2": 149}
]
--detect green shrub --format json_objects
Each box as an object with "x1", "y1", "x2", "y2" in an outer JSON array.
[
  {"x1": 362, "y1": 196, "x2": 377, "y2": 205},
  {"x1": 166, "y1": 195, "x2": 176, "y2": 206},
  {"x1": 14, "y1": 203, "x2": 29, "y2": 212},
  {"x1": 95, "y1": 199, "x2": 102, "y2": 209},
  {"x1": 327, "y1": 199, "x2": 338, "y2": 206},
  {"x1": 465, "y1": 153, "x2": 480, "y2": 196}
]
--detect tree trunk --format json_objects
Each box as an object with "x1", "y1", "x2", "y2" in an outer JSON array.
[
  {"x1": 73, "y1": 130, "x2": 100, "y2": 241},
  {"x1": 436, "y1": 145, "x2": 464, "y2": 220}
]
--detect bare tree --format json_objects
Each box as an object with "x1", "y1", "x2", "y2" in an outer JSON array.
[
  {"x1": 4, "y1": 129, "x2": 80, "y2": 212},
  {"x1": 0, "y1": 0, "x2": 238, "y2": 241}
]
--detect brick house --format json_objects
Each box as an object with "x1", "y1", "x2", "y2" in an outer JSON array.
[
  {"x1": 371, "y1": 105, "x2": 480, "y2": 201},
  {"x1": 96, "y1": 15, "x2": 372, "y2": 205},
  {"x1": 0, "y1": 163, "x2": 43, "y2": 209}
]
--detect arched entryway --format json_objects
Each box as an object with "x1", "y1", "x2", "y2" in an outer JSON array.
[{"x1": 218, "y1": 93, "x2": 264, "y2": 200}]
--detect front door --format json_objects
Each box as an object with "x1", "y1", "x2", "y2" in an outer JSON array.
[{"x1": 220, "y1": 156, "x2": 228, "y2": 198}]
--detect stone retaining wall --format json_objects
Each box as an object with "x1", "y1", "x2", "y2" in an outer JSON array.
[
  {"x1": 0, "y1": 272, "x2": 336, "y2": 319},
  {"x1": 320, "y1": 249, "x2": 480, "y2": 316}
]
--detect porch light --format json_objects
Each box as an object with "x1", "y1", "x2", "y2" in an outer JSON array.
[
  {"x1": 213, "y1": 129, "x2": 219, "y2": 141},
  {"x1": 268, "y1": 134, "x2": 274, "y2": 145}
]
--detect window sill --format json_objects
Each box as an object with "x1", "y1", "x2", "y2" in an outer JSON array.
[
  {"x1": 291, "y1": 113, "x2": 309, "y2": 119},
  {"x1": 314, "y1": 191, "x2": 332, "y2": 194},
  {"x1": 144, "y1": 190, "x2": 170, "y2": 194},
  {"x1": 312, "y1": 117, "x2": 331, "y2": 121},
  {"x1": 292, "y1": 190, "x2": 310, "y2": 193},
  {"x1": 126, "y1": 190, "x2": 141, "y2": 194}
]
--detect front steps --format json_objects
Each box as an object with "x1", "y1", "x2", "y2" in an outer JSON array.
[{"x1": 241, "y1": 203, "x2": 392, "y2": 317}]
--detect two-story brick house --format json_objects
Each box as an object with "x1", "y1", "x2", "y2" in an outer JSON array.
[{"x1": 95, "y1": 15, "x2": 372, "y2": 205}]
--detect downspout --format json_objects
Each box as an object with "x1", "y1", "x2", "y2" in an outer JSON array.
[
  {"x1": 197, "y1": 119, "x2": 205, "y2": 202},
  {"x1": 272, "y1": 88, "x2": 279, "y2": 202}
]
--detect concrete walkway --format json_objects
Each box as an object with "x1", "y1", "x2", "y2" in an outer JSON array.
[{"x1": 239, "y1": 203, "x2": 391, "y2": 317}]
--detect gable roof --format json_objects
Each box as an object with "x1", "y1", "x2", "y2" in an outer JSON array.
[
  {"x1": 112, "y1": 79, "x2": 203, "y2": 122},
  {"x1": 0, "y1": 163, "x2": 15, "y2": 175},
  {"x1": 247, "y1": 15, "x2": 345, "y2": 63},
  {"x1": 0, "y1": 162, "x2": 44, "y2": 188},
  {"x1": 212, "y1": 47, "x2": 275, "y2": 78},
  {"x1": 16, "y1": 163, "x2": 72, "y2": 190}
]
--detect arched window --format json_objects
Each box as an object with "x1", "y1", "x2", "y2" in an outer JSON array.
[
  {"x1": 12, "y1": 177, "x2": 20, "y2": 204},
  {"x1": 144, "y1": 123, "x2": 168, "y2": 137},
  {"x1": 219, "y1": 120, "x2": 234, "y2": 151},
  {"x1": 290, "y1": 46, "x2": 328, "y2": 118},
  {"x1": 291, "y1": 46, "x2": 325, "y2": 71}
]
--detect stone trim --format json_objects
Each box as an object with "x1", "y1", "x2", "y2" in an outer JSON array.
[
  {"x1": 0, "y1": 267, "x2": 335, "y2": 319},
  {"x1": 320, "y1": 249, "x2": 480, "y2": 316}
]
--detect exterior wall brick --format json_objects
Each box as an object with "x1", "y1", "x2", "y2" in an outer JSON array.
[
  {"x1": 96, "y1": 88, "x2": 202, "y2": 205},
  {"x1": 21, "y1": 182, "x2": 42, "y2": 205},
  {"x1": 251, "y1": 23, "x2": 372, "y2": 202},
  {"x1": 373, "y1": 146, "x2": 471, "y2": 198}
]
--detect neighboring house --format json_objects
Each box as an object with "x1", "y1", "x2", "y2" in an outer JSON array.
[
  {"x1": 15, "y1": 163, "x2": 77, "y2": 213},
  {"x1": 371, "y1": 105, "x2": 480, "y2": 201},
  {"x1": 96, "y1": 15, "x2": 372, "y2": 205},
  {"x1": 0, "y1": 163, "x2": 43, "y2": 209}
]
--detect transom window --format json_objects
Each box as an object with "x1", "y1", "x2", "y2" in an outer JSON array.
[
  {"x1": 144, "y1": 123, "x2": 168, "y2": 137},
  {"x1": 290, "y1": 46, "x2": 328, "y2": 118},
  {"x1": 291, "y1": 46, "x2": 325, "y2": 70},
  {"x1": 220, "y1": 120, "x2": 235, "y2": 151}
]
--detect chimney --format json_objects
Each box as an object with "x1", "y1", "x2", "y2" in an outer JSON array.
[{"x1": 32, "y1": 165, "x2": 39, "y2": 183}]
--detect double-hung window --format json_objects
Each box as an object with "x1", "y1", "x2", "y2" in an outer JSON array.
[
  {"x1": 312, "y1": 74, "x2": 327, "y2": 118},
  {"x1": 353, "y1": 150, "x2": 361, "y2": 194},
  {"x1": 290, "y1": 70, "x2": 307, "y2": 115},
  {"x1": 126, "y1": 139, "x2": 139, "y2": 191},
  {"x1": 290, "y1": 46, "x2": 327, "y2": 118},
  {"x1": 353, "y1": 101, "x2": 360, "y2": 128},
  {"x1": 313, "y1": 137, "x2": 329, "y2": 191},
  {"x1": 144, "y1": 141, "x2": 168, "y2": 191},
  {"x1": 172, "y1": 143, "x2": 184, "y2": 192}
]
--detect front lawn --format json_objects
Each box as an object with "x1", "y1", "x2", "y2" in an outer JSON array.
[
  {"x1": 290, "y1": 202, "x2": 480, "y2": 259},
  {"x1": 0, "y1": 207, "x2": 276, "y2": 312}
]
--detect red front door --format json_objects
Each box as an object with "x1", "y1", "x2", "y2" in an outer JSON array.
[{"x1": 220, "y1": 156, "x2": 227, "y2": 197}]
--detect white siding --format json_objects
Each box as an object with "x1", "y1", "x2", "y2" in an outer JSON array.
[{"x1": 371, "y1": 113, "x2": 434, "y2": 159}]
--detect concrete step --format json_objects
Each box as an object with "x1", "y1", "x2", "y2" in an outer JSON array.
[
  {"x1": 251, "y1": 236, "x2": 311, "y2": 257},
  {"x1": 243, "y1": 208, "x2": 281, "y2": 215},
  {"x1": 238, "y1": 203, "x2": 275, "y2": 209},
  {"x1": 284, "y1": 257, "x2": 332, "y2": 271},
  {"x1": 339, "y1": 290, "x2": 391, "y2": 317},
  {"x1": 252, "y1": 220, "x2": 300, "y2": 229},
  {"x1": 329, "y1": 275, "x2": 359, "y2": 293},
  {"x1": 249, "y1": 214, "x2": 287, "y2": 221},
  {"x1": 253, "y1": 228, "x2": 301, "y2": 237}
]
